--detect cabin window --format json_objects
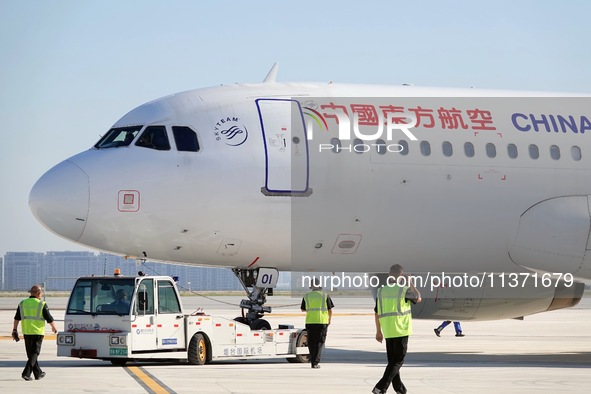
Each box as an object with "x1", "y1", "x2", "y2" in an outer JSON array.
[
  {"x1": 173, "y1": 126, "x2": 200, "y2": 152},
  {"x1": 330, "y1": 137, "x2": 341, "y2": 153},
  {"x1": 507, "y1": 144, "x2": 518, "y2": 159},
  {"x1": 442, "y1": 141, "x2": 453, "y2": 157},
  {"x1": 398, "y1": 140, "x2": 409, "y2": 156},
  {"x1": 550, "y1": 145, "x2": 560, "y2": 160},
  {"x1": 353, "y1": 138, "x2": 365, "y2": 154},
  {"x1": 420, "y1": 141, "x2": 431, "y2": 156},
  {"x1": 375, "y1": 139, "x2": 387, "y2": 155},
  {"x1": 464, "y1": 142, "x2": 474, "y2": 158},
  {"x1": 529, "y1": 144, "x2": 539, "y2": 159},
  {"x1": 486, "y1": 143, "x2": 496, "y2": 158},
  {"x1": 571, "y1": 146, "x2": 582, "y2": 161},
  {"x1": 136, "y1": 126, "x2": 171, "y2": 151},
  {"x1": 94, "y1": 125, "x2": 143, "y2": 149}
]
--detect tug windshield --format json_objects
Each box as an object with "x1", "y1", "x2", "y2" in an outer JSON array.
[{"x1": 66, "y1": 278, "x2": 135, "y2": 316}]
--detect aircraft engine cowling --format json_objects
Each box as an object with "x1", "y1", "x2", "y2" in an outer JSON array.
[
  {"x1": 509, "y1": 195, "x2": 591, "y2": 280},
  {"x1": 404, "y1": 274, "x2": 585, "y2": 321}
]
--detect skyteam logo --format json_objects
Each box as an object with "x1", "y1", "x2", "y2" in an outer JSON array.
[
  {"x1": 301, "y1": 99, "x2": 418, "y2": 153},
  {"x1": 213, "y1": 116, "x2": 249, "y2": 146}
]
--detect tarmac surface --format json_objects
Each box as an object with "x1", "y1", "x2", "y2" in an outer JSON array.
[{"x1": 1, "y1": 294, "x2": 590, "y2": 393}]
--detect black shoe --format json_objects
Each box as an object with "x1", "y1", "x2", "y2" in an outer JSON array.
[
  {"x1": 22, "y1": 375, "x2": 33, "y2": 381},
  {"x1": 311, "y1": 364, "x2": 320, "y2": 368},
  {"x1": 371, "y1": 388, "x2": 384, "y2": 394},
  {"x1": 455, "y1": 333, "x2": 465, "y2": 337},
  {"x1": 434, "y1": 328, "x2": 441, "y2": 337},
  {"x1": 36, "y1": 372, "x2": 46, "y2": 380}
]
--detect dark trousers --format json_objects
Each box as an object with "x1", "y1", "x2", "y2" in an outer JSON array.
[
  {"x1": 305, "y1": 324, "x2": 328, "y2": 365},
  {"x1": 22, "y1": 334, "x2": 44, "y2": 378},
  {"x1": 375, "y1": 336, "x2": 408, "y2": 394}
]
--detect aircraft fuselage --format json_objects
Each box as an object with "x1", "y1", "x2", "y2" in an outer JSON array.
[{"x1": 29, "y1": 82, "x2": 591, "y2": 280}]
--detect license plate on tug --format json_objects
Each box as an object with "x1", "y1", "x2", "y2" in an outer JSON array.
[{"x1": 109, "y1": 348, "x2": 128, "y2": 356}]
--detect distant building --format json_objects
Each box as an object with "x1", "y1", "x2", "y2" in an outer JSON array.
[
  {"x1": 3, "y1": 252, "x2": 44, "y2": 291},
  {"x1": 1, "y1": 251, "x2": 241, "y2": 291}
]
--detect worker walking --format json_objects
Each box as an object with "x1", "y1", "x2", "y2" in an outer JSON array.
[
  {"x1": 372, "y1": 264, "x2": 421, "y2": 394},
  {"x1": 301, "y1": 278, "x2": 334, "y2": 368},
  {"x1": 434, "y1": 320, "x2": 465, "y2": 337},
  {"x1": 12, "y1": 284, "x2": 58, "y2": 381}
]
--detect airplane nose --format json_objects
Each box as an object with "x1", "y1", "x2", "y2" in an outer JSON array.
[{"x1": 29, "y1": 160, "x2": 90, "y2": 242}]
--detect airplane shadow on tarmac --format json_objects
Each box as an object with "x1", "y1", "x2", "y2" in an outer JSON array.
[
  {"x1": 322, "y1": 348, "x2": 591, "y2": 368},
  {"x1": 4, "y1": 349, "x2": 590, "y2": 370}
]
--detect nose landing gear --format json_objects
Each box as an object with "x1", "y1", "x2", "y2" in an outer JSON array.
[{"x1": 232, "y1": 267, "x2": 279, "y2": 330}]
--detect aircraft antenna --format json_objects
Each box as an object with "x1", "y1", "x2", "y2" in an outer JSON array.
[{"x1": 263, "y1": 62, "x2": 279, "y2": 83}]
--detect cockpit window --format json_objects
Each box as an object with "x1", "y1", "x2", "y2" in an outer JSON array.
[
  {"x1": 135, "y1": 126, "x2": 171, "y2": 151},
  {"x1": 172, "y1": 126, "x2": 200, "y2": 152},
  {"x1": 94, "y1": 126, "x2": 142, "y2": 149}
]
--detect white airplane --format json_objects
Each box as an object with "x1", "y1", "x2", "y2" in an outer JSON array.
[{"x1": 29, "y1": 65, "x2": 590, "y2": 324}]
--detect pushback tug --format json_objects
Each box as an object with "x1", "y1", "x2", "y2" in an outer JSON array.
[{"x1": 57, "y1": 268, "x2": 308, "y2": 365}]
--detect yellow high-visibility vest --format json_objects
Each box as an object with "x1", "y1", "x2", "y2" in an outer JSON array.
[
  {"x1": 304, "y1": 291, "x2": 329, "y2": 324},
  {"x1": 377, "y1": 285, "x2": 412, "y2": 338},
  {"x1": 19, "y1": 298, "x2": 46, "y2": 335}
]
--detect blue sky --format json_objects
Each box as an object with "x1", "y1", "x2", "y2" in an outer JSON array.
[{"x1": 1, "y1": 0, "x2": 590, "y2": 258}]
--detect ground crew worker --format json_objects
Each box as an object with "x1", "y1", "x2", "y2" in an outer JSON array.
[
  {"x1": 12, "y1": 284, "x2": 58, "y2": 381},
  {"x1": 434, "y1": 320, "x2": 465, "y2": 337},
  {"x1": 372, "y1": 264, "x2": 421, "y2": 394},
  {"x1": 301, "y1": 278, "x2": 334, "y2": 368}
]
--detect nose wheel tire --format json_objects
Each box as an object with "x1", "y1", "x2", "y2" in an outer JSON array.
[{"x1": 250, "y1": 318, "x2": 271, "y2": 330}]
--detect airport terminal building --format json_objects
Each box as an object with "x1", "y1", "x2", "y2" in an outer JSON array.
[{"x1": 0, "y1": 251, "x2": 242, "y2": 292}]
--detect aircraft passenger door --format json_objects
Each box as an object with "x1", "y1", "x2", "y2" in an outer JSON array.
[
  {"x1": 155, "y1": 279, "x2": 185, "y2": 350},
  {"x1": 256, "y1": 99, "x2": 311, "y2": 195},
  {"x1": 131, "y1": 279, "x2": 157, "y2": 351}
]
